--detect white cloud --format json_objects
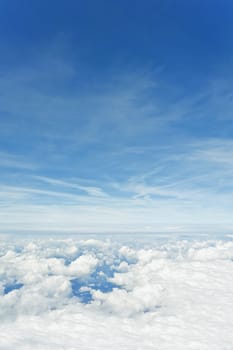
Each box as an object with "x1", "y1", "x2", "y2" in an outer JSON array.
[
  {"x1": 66, "y1": 254, "x2": 98, "y2": 277},
  {"x1": 0, "y1": 236, "x2": 233, "y2": 349},
  {"x1": 34, "y1": 175, "x2": 108, "y2": 198}
]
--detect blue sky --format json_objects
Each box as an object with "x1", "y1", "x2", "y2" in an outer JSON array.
[{"x1": 1, "y1": 0, "x2": 233, "y2": 233}]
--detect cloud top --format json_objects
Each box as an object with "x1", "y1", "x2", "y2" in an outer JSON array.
[{"x1": 0, "y1": 236, "x2": 233, "y2": 349}]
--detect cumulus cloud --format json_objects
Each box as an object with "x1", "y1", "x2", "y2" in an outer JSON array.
[
  {"x1": 66, "y1": 254, "x2": 99, "y2": 277},
  {"x1": 0, "y1": 236, "x2": 233, "y2": 349}
]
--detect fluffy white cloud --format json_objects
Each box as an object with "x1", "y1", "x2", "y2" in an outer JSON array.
[
  {"x1": 0, "y1": 236, "x2": 233, "y2": 349},
  {"x1": 66, "y1": 254, "x2": 99, "y2": 276}
]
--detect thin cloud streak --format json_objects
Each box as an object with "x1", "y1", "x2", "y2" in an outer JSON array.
[
  {"x1": 1, "y1": 138, "x2": 233, "y2": 231},
  {"x1": 34, "y1": 175, "x2": 108, "y2": 197},
  {"x1": 0, "y1": 151, "x2": 37, "y2": 170}
]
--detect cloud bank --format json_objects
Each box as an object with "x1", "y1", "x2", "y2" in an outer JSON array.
[{"x1": 0, "y1": 235, "x2": 233, "y2": 349}]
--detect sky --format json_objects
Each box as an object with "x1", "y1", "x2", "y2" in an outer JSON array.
[{"x1": 1, "y1": 0, "x2": 233, "y2": 233}]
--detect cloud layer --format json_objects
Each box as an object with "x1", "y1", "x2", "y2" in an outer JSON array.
[{"x1": 1, "y1": 235, "x2": 233, "y2": 349}]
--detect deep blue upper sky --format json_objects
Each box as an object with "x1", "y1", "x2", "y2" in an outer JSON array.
[{"x1": 0, "y1": 0, "x2": 233, "y2": 232}]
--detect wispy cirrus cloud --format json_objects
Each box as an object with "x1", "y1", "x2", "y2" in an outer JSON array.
[
  {"x1": 0, "y1": 151, "x2": 37, "y2": 170},
  {"x1": 0, "y1": 137, "x2": 233, "y2": 232},
  {"x1": 1, "y1": 40, "x2": 233, "y2": 232},
  {"x1": 34, "y1": 176, "x2": 108, "y2": 198}
]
